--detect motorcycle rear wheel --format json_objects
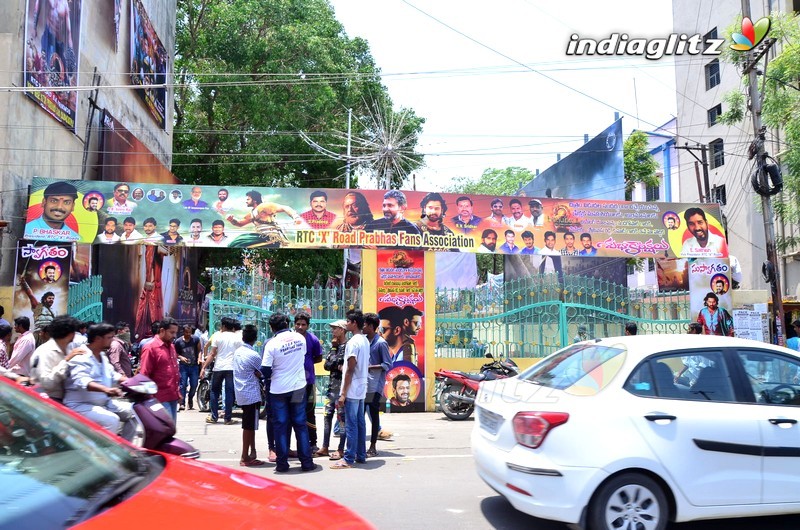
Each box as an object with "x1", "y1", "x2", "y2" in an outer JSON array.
[
  {"x1": 197, "y1": 379, "x2": 210, "y2": 412},
  {"x1": 440, "y1": 384, "x2": 474, "y2": 420}
]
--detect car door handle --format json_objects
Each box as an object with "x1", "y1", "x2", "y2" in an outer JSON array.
[
  {"x1": 768, "y1": 418, "x2": 798, "y2": 425},
  {"x1": 645, "y1": 414, "x2": 676, "y2": 422}
]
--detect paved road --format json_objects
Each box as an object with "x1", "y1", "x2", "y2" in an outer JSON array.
[{"x1": 176, "y1": 409, "x2": 800, "y2": 529}]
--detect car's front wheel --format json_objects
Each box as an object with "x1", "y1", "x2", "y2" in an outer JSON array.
[{"x1": 588, "y1": 473, "x2": 668, "y2": 530}]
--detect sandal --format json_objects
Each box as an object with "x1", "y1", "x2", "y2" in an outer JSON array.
[
  {"x1": 329, "y1": 451, "x2": 342, "y2": 461},
  {"x1": 366, "y1": 448, "x2": 378, "y2": 457},
  {"x1": 240, "y1": 458, "x2": 266, "y2": 467},
  {"x1": 314, "y1": 448, "x2": 330, "y2": 457},
  {"x1": 330, "y1": 460, "x2": 352, "y2": 469}
]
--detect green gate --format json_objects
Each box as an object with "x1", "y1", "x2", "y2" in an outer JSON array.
[
  {"x1": 435, "y1": 275, "x2": 690, "y2": 360},
  {"x1": 67, "y1": 276, "x2": 104, "y2": 322},
  {"x1": 207, "y1": 267, "x2": 362, "y2": 405}
]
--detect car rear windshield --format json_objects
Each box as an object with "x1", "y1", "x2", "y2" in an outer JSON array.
[{"x1": 518, "y1": 343, "x2": 627, "y2": 390}]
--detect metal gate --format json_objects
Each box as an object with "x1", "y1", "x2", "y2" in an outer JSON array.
[
  {"x1": 435, "y1": 275, "x2": 691, "y2": 360},
  {"x1": 67, "y1": 276, "x2": 104, "y2": 323}
]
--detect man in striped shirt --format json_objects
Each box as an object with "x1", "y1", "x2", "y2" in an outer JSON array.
[{"x1": 233, "y1": 324, "x2": 264, "y2": 467}]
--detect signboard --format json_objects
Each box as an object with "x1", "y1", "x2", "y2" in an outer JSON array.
[
  {"x1": 23, "y1": 0, "x2": 83, "y2": 131},
  {"x1": 130, "y1": 0, "x2": 168, "y2": 128},
  {"x1": 24, "y1": 178, "x2": 728, "y2": 259},
  {"x1": 733, "y1": 310, "x2": 769, "y2": 342},
  {"x1": 13, "y1": 241, "x2": 71, "y2": 335},
  {"x1": 689, "y1": 259, "x2": 734, "y2": 336},
  {"x1": 377, "y1": 249, "x2": 426, "y2": 412}
]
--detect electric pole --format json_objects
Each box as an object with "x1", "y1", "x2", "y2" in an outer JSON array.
[
  {"x1": 741, "y1": 0, "x2": 784, "y2": 345},
  {"x1": 675, "y1": 144, "x2": 711, "y2": 202}
]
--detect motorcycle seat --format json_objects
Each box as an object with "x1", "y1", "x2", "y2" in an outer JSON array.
[{"x1": 463, "y1": 373, "x2": 487, "y2": 381}]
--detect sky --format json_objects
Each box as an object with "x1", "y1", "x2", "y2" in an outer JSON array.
[{"x1": 328, "y1": 0, "x2": 678, "y2": 192}]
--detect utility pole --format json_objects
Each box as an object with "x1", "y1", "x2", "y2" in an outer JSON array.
[
  {"x1": 675, "y1": 144, "x2": 711, "y2": 202},
  {"x1": 741, "y1": 0, "x2": 784, "y2": 345}
]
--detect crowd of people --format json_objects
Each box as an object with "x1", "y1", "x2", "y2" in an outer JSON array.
[{"x1": 0, "y1": 305, "x2": 393, "y2": 472}]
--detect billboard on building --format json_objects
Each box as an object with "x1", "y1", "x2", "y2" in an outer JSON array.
[
  {"x1": 13, "y1": 241, "x2": 71, "y2": 334},
  {"x1": 23, "y1": 0, "x2": 83, "y2": 131},
  {"x1": 24, "y1": 179, "x2": 728, "y2": 260},
  {"x1": 688, "y1": 259, "x2": 734, "y2": 336},
  {"x1": 377, "y1": 249, "x2": 426, "y2": 413},
  {"x1": 130, "y1": 0, "x2": 168, "y2": 128},
  {"x1": 518, "y1": 119, "x2": 625, "y2": 202}
]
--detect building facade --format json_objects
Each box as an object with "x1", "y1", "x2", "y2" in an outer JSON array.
[{"x1": 0, "y1": 0, "x2": 177, "y2": 310}]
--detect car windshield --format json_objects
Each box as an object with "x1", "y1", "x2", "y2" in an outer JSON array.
[
  {"x1": 518, "y1": 343, "x2": 627, "y2": 391},
  {"x1": 0, "y1": 381, "x2": 150, "y2": 529}
]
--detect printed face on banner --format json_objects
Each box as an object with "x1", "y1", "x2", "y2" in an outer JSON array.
[
  {"x1": 130, "y1": 0, "x2": 168, "y2": 128},
  {"x1": 23, "y1": 0, "x2": 83, "y2": 131},
  {"x1": 688, "y1": 259, "x2": 735, "y2": 337},
  {"x1": 13, "y1": 242, "x2": 71, "y2": 329},
  {"x1": 24, "y1": 178, "x2": 728, "y2": 259}
]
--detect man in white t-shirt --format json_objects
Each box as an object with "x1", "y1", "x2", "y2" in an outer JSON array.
[
  {"x1": 262, "y1": 313, "x2": 316, "y2": 473},
  {"x1": 201, "y1": 317, "x2": 241, "y2": 425},
  {"x1": 331, "y1": 310, "x2": 370, "y2": 469}
]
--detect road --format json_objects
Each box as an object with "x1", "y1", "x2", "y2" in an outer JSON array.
[{"x1": 176, "y1": 409, "x2": 800, "y2": 529}]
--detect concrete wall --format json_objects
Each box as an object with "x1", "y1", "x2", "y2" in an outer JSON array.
[{"x1": 0, "y1": 0, "x2": 177, "y2": 309}]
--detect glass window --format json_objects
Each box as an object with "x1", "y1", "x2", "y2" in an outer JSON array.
[
  {"x1": 737, "y1": 350, "x2": 800, "y2": 405},
  {"x1": 707, "y1": 104, "x2": 722, "y2": 127},
  {"x1": 625, "y1": 351, "x2": 734, "y2": 401},
  {"x1": 519, "y1": 343, "x2": 626, "y2": 391},
  {"x1": 710, "y1": 138, "x2": 725, "y2": 168},
  {"x1": 705, "y1": 59, "x2": 721, "y2": 90}
]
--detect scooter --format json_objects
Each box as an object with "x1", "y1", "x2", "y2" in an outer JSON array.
[
  {"x1": 120, "y1": 374, "x2": 200, "y2": 458},
  {"x1": 434, "y1": 354, "x2": 519, "y2": 420}
]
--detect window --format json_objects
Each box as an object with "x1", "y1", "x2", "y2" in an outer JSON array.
[
  {"x1": 712, "y1": 184, "x2": 727, "y2": 205},
  {"x1": 710, "y1": 138, "x2": 725, "y2": 168},
  {"x1": 705, "y1": 59, "x2": 721, "y2": 90},
  {"x1": 627, "y1": 262, "x2": 635, "y2": 276},
  {"x1": 647, "y1": 258, "x2": 655, "y2": 272},
  {"x1": 737, "y1": 350, "x2": 800, "y2": 405},
  {"x1": 645, "y1": 182, "x2": 660, "y2": 202},
  {"x1": 625, "y1": 351, "x2": 734, "y2": 401},
  {"x1": 707, "y1": 104, "x2": 722, "y2": 126},
  {"x1": 704, "y1": 27, "x2": 718, "y2": 43}
]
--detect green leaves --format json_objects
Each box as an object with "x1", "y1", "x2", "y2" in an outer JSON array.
[{"x1": 623, "y1": 130, "x2": 659, "y2": 197}]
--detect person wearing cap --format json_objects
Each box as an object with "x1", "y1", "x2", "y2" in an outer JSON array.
[
  {"x1": 27, "y1": 181, "x2": 80, "y2": 241},
  {"x1": 316, "y1": 319, "x2": 348, "y2": 459},
  {"x1": 573, "y1": 326, "x2": 591, "y2": 343},
  {"x1": 529, "y1": 199, "x2": 545, "y2": 227}
]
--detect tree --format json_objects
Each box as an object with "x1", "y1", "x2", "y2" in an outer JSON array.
[
  {"x1": 445, "y1": 167, "x2": 535, "y2": 195},
  {"x1": 719, "y1": 13, "x2": 800, "y2": 253},
  {"x1": 174, "y1": 0, "x2": 425, "y2": 284},
  {"x1": 623, "y1": 130, "x2": 660, "y2": 200}
]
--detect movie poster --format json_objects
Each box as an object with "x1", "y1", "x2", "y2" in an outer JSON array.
[
  {"x1": 23, "y1": 0, "x2": 83, "y2": 131},
  {"x1": 24, "y1": 178, "x2": 728, "y2": 260},
  {"x1": 130, "y1": 0, "x2": 167, "y2": 128},
  {"x1": 688, "y1": 259, "x2": 734, "y2": 336},
  {"x1": 13, "y1": 241, "x2": 71, "y2": 334},
  {"x1": 656, "y1": 258, "x2": 689, "y2": 292},
  {"x1": 377, "y1": 249, "x2": 426, "y2": 412}
]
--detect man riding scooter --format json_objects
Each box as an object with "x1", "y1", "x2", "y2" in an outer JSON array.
[{"x1": 64, "y1": 322, "x2": 137, "y2": 441}]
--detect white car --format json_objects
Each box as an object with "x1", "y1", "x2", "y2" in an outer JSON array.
[{"x1": 472, "y1": 335, "x2": 800, "y2": 530}]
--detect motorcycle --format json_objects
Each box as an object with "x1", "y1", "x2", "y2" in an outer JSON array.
[
  {"x1": 435, "y1": 354, "x2": 519, "y2": 420},
  {"x1": 120, "y1": 374, "x2": 200, "y2": 458}
]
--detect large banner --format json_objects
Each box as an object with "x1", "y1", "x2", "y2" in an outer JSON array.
[
  {"x1": 377, "y1": 249, "x2": 426, "y2": 412},
  {"x1": 24, "y1": 178, "x2": 728, "y2": 259},
  {"x1": 23, "y1": 0, "x2": 83, "y2": 131},
  {"x1": 130, "y1": 0, "x2": 167, "y2": 128},
  {"x1": 689, "y1": 259, "x2": 734, "y2": 336},
  {"x1": 13, "y1": 241, "x2": 71, "y2": 333}
]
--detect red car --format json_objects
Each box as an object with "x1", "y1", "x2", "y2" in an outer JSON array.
[{"x1": 0, "y1": 377, "x2": 373, "y2": 530}]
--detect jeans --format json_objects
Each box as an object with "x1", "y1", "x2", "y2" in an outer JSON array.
[
  {"x1": 322, "y1": 390, "x2": 345, "y2": 451},
  {"x1": 179, "y1": 364, "x2": 199, "y2": 406},
  {"x1": 343, "y1": 397, "x2": 366, "y2": 465},
  {"x1": 271, "y1": 387, "x2": 314, "y2": 471},
  {"x1": 210, "y1": 370, "x2": 234, "y2": 422},
  {"x1": 163, "y1": 400, "x2": 178, "y2": 422},
  {"x1": 365, "y1": 392, "x2": 382, "y2": 444},
  {"x1": 305, "y1": 382, "x2": 317, "y2": 446}
]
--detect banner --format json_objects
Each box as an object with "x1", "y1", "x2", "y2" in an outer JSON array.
[
  {"x1": 24, "y1": 178, "x2": 727, "y2": 259},
  {"x1": 13, "y1": 241, "x2": 71, "y2": 334},
  {"x1": 130, "y1": 0, "x2": 167, "y2": 128},
  {"x1": 688, "y1": 259, "x2": 734, "y2": 336},
  {"x1": 23, "y1": 0, "x2": 83, "y2": 131},
  {"x1": 377, "y1": 249, "x2": 426, "y2": 412}
]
